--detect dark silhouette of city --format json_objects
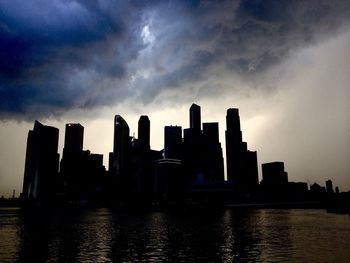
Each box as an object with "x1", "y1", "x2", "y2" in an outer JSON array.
[{"x1": 19, "y1": 104, "x2": 349, "y2": 210}]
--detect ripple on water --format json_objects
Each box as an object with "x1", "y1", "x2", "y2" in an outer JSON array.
[{"x1": 1, "y1": 208, "x2": 350, "y2": 262}]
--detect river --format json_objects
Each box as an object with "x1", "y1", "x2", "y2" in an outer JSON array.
[{"x1": 0, "y1": 207, "x2": 349, "y2": 262}]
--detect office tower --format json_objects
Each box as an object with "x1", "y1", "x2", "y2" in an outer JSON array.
[
  {"x1": 183, "y1": 104, "x2": 204, "y2": 183},
  {"x1": 129, "y1": 115, "x2": 151, "y2": 201},
  {"x1": 156, "y1": 126, "x2": 183, "y2": 202},
  {"x1": 202, "y1": 122, "x2": 224, "y2": 181},
  {"x1": 108, "y1": 152, "x2": 115, "y2": 175},
  {"x1": 154, "y1": 158, "x2": 183, "y2": 203},
  {"x1": 22, "y1": 121, "x2": 59, "y2": 203},
  {"x1": 190, "y1": 103, "x2": 201, "y2": 133},
  {"x1": 110, "y1": 115, "x2": 132, "y2": 201},
  {"x1": 112, "y1": 115, "x2": 131, "y2": 176},
  {"x1": 113, "y1": 115, "x2": 130, "y2": 157},
  {"x1": 138, "y1": 115, "x2": 150, "y2": 150},
  {"x1": 63, "y1": 123, "x2": 84, "y2": 154},
  {"x1": 164, "y1": 126, "x2": 182, "y2": 159},
  {"x1": 203, "y1": 122, "x2": 219, "y2": 143},
  {"x1": 225, "y1": 108, "x2": 245, "y2": 184},
  {"x1": 244, "y1": 150, "x2": 259, "y2": 189},
  {"x1": 261, "y1": 162, "x2": 288, "y2": 185},
  {"x1": 60, "y1": 123, "x2": 84, "y2": 200},
  {"x1": 183, "y1": 128, "x2": 199, "y2": 182},
  {"x1": 325, "y1": 180, "x2": 334, "y2": 194},
  {"x1": 86, "y1": 153, "x2": 106, "y2": 198}
]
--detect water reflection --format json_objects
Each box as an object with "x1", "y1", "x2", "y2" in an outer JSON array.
[
  {"x1": 257, "y1": 209, "x2": 294, "y2": 261},
  {"x1": 143, "y1": 212, "x2": 170, "y2": 261},
  {"x1": 219, "y1": 209, "x2": 261, "y2": 261},
  {"x1": 1, "y1": 208, "x2": 350, "y2": 262},
  {"x1": 0, "y1": 208, "x2": 21, "y2": 263},
  {"x1": 73, "y1": 209, "x2": 115, "y2": 262}
]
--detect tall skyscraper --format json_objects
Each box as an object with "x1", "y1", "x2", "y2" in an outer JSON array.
[
  {"x1": 225, "y1": 108, "x2": 244, "y2": 184},
  {"x1": 183, "y1": 104, "x2": 204, "y2": 182},
  {"x1": 156, "y1": 126, "x2": 184, "y2": 201},
  {"x1": 138, "y1": 115, "x2": 150, "y2": 150},
  {"x1": 111, "y1": 115, "x2": 131, "y2": 177},
  {"x1": 164, "y1": 126, "x2": 182, "y2": 159},
  {"x1": 202, "y1": 122, "x2": 224, "y2": 181},
  {"x1": 130, "y1": 115, "x2": 152, "y2": 200},
  {"x1": 60, "y1": 123, "x2": 84, "y2": 200},
  {"x1": 110, "y1": 115, "x2": 132, "y2": 201},
  {"x1": 203, "y1": 122, "x2": 219, "y2": 143},
  {"x1": 63, "y1": 123, "x2": 84, "y2": 154},
  {"x1": 22, "y1": 121, "x2": 59, "y2": 203},
  {"x1": 244, "y1": 150, "x2": 259, "y2": 189},
  {"x1": 190, "y1": 103, "x2": 201, "y2": 133},
  {"x1": 113, "y1": 115, "x2": 130, "y2": 156}
]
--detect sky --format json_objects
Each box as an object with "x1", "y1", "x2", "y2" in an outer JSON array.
[{"x1": 1, "y1": 0, "x2": 350, "y2": 197}]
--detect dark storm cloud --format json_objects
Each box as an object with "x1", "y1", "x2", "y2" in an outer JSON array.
[
  {"x1": 0, "y1": 0, "x2": 149, "y2": 119},
  {"x1": 131, "y1": 0, "x2": 350, "y2": 101},
  {"x1": 184, "y1": 0, "x2": 350, "y2": 75},
  {"x1": 1, "y1": 0, "x2": 349, "y2": 119}
]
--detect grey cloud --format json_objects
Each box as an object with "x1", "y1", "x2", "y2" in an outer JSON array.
[
  {"x1": 128, "y1": 0, "x2": 350, "y2": 107},
  {"x1": 1, "y1": 0, "x2": 350, "y2": 120}
]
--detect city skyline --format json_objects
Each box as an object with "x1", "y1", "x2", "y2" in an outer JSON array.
[
  {"x1": 1, "y1": 1, "x2": 350, "y2": 197},
  {"x1": 18, "y1": 103, "x2": 342, "y2": 206}
]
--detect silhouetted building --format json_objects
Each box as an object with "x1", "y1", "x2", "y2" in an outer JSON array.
[
  {"x1": 164, "y1": 126, "x2": 182, "y2": 159},
  {"x1": 202, "y1": 122, "x2": 224, "y2": 181},
  {"x1": 130, "y1": 139, "x2": 154, "y2": 203},
  {"x1": 22, "y1": 121, "x2": 59, "y2": 204},
  {"x1": 60, "y1": 124, "x2": 107, "y2": 202},
  {"x1": 109, "y1": 115, "x2": 132, "y2": 202},
  {"x1": 183, "y1": 128, "x2": 202, "y2": 183},
  {"x1": 326, "y1": 180, "x2": 334, "y2": 194},
  {"x1": 138, "y1": 115, "x2": 150, "y2": 151},
  {"x1": 244, "y1": 150, "x2": 259, "y2": 190},
  {"x1": 128, "y1": 115, "x2": 152, "y2": 202},
  {"x1": 261, "y1": 162, "x2": 288, "y2": 186},
  {"x1": 111, "y1": 115, "x2": 131, "y2": 177},
  {"x1": 183, "y1": 104, "x2": 205, "y2": 183},
  {"x1": 22, "y1": 104, "x2": 343, "y2": 208},
  {"x1": 335, "y1": 186, "x2": 340, "y2": 194},
  {"x1": 310, "y1": 182, "x2": 326, "y2": 193},
  {"x1": 225, "y1": 108, "x2": 259, "y2": 194},
  {"x1": 60, "y1": 123, "x2": 85, "y2": 200},
  {"x1": 154, "y1": 159, "x2": 184, "y2": 204},
  {"x1": 225, "y1": 108, "x2": 245, "y2": 185},
  {"x1": 83, "y1": 152, "x2": 106, "y2": 201},
  {"x1": 153, "y1": 125, "x2": 185, "y2": 205},
  {"x1": 190, "y1": 103, "x2": 201, "y2": 133},
  {"x1": 287, "y1": 182, "x2": 308, "y2": 201},
  {"x1": 309, "y1": 182, "x2": 327, "y2": 202},
  {"x1": 63, "y1": 123, "x2": 83, "y2": 154}
]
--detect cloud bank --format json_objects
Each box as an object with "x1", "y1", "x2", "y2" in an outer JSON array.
[{"x1": 1, "y1": 0, "x2": 350, "y2": 119}]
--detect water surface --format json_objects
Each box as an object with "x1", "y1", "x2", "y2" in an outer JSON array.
[{"x1": 0, "y1": 208, "x2": 349, "y2": 262}]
